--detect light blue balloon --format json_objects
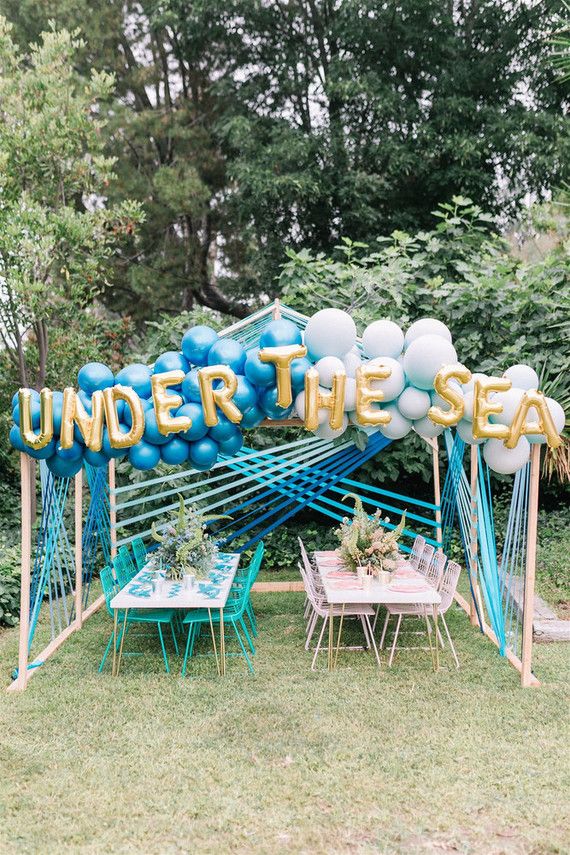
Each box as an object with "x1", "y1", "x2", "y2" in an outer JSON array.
[
  {"x1": 181, "y1": 368, "x2": 202, "y2": 402},
  {"x1": 115, "y1": 363, "x2": 152, "y2": 399},
  {"x1": 207, "y1": 339, "x2": 246, "y2": 374},
  {"x1": 189, "y1": 437, "x2": 219, "y2": 470},
  {"x1": 402, "y1": 335, "x2": 457, "y2": 391},
  {"x1": 178, "y1": 402, "x2": 208, "y2": 441},
  {"x1": 153, "y1": 351, "x2": 189, "y2": 376},
  {"x1": 78, "y1": 362, "x2": 114, "y2": 394},
  {"x1": 244, "y1": 348, "x2": 276, "y2": 387},
  {"x1": 259, "y1": 319, "x2": 302, "y2": 348},
  {"x1": 129, "y1": 440, "x2": 161, "y2": 471},
  {"x1": 160, "y1": 437, "x2": 190, "y2": 465},
  {"x1": 304, "y1": 308, "x2": 357, "y2": 360},
  {"x1": 181, "y1": 325, "x2": 218, "y2": 366}
]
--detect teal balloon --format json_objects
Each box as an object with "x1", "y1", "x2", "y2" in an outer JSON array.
[
  {"x1": 47, "y1": 454, "x2": 83, "y2": 478},
  {"x1": 209, "y1": 415, "x2": 237, "y2": 442},
  {"x1": 160, "y1": 437, "x2": 190, "y2": 465},
  {"x1": 84, "y1": 447, "x2": 110, "y2": 468},
  {"x1": 189, "y1": 437, "x2": 218, "y2": 470},
  {"x1": 181, "y1": 325, "x2": 218, "y2": 366},
  {"x1": 57, "y1": 440, "x2": 84, "y2": 462},
  {"x1": 78, "y1": 362, "x2": 114, "y2": 394},
  {"x1": 153, "y1": 351, "x2": 189, "y2": 376},
  {"x1": 241, "y1": 404, "x2": 264, "y2": 429},
  {"x1": 207, "y1": 339, "x2": 245, "y2": 374},
  {"x1": 290, "y1": 356, "x2": 312, "y2": 391},
  {"x1": 78, "y1": 389, "x2": 93, "y2": 413},
  {"x1": 9, "y1": 425, "x2": 26, "y2": 452},
  {"x1": 12, "y1": 397, "x2": 41, "y2": 428},
  {"x1": 129, "y1": 440, "x2": 161, "y2": 471},
  {"x1": 27, "y1": 440, "x2": 57, "y2": 460},
  {"x1": 218, "y1": 430, "x2": 244, "y2": 456},
  {"x1": 181, "y1": 368, "x2": 202, "y2": 402},
  {"x1": 115, "y1": 363, "x2": 152, "y2": 399},
  {"x1": 178, "y1": 402, "x2": 208, "y2": 441},
  {"x1": 143, "y1": 410, "x2": 170, "y2": 445},
  {"x1": 259, "y1": 319, "x2": 302, "y2": 348},
  {"x1": 259, "y1": 386, "x2": 293, "y2": 419},
  {"x1": 244, "y1": 348, "x2": 276, "y2": 387},
  {"x1": 52, "y1": 391, "x2": 64, "y2": 434},
  {"x1": 123, "y1": 396, "x2": 153, "y2": 428},
  {"x1": 102, "y1": 428, "x2": 128, "y2": 459},
  {"x1": 234, "y1": 375, "x2": 258, "y2": 412}
]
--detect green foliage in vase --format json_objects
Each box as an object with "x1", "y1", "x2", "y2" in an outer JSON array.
[
  {"x1": 336, "y1": 493, "x2": 406, "y2": 576},
  {"x1": 151, "y1": 494, "x2": 229, "y2": 580}
]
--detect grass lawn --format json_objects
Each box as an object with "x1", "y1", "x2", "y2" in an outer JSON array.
[{"x1": 1, "y1": 587, "x2": 569, "y2": 854}]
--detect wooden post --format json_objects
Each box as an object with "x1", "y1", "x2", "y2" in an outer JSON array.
[
  {"x1": 74, "y1": 468, "x2": 83, "y2": 629},
  {"x1": 521, "y1": 444, "x2": 541, "y2": 688},
  {"x1": 14, "y1": 454, "x2": 32, "y2": 692},
  {"x1": 272, "y1": 298, "x2": 281, "y2": 320},
  {"x1": 109, "y1": 459, "x2": 117, "y2": 559},
  {"x1": 431, "y1": 437, "x2": 443, "y2": 548}
]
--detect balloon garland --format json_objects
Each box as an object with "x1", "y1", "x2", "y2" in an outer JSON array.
[{"x1": 10, "y1": 310, "x2": 565, "y2": 478}]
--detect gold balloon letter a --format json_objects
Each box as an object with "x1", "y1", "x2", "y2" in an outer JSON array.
[{"x1": 505, "y1": 390, "x2": 562, "y2": 449}]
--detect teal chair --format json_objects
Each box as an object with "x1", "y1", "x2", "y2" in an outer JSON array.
[
  {"x1": 182, "y1": 542, "x2": 264, "y2": 676},
  {"x1": 112, "y1": 553, "x2": 132, "y2": 589},
  {"x1": 131, "y1": 537, "x2": 148, "y2": 570},
  {"x1": 98, "y1": 565, "x2": 179, "y2": 674},
  {"x1": 119, "y1": 545, "x2": 137, "y2": 580}
]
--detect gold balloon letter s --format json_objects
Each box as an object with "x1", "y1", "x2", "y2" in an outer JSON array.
[{"x1": 429, "y1": 364, "x2": 471, "y2": 427}]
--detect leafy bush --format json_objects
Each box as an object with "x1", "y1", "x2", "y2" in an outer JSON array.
[{"x1": 0, "y1": 540, "x2": 20, "y2": 627}]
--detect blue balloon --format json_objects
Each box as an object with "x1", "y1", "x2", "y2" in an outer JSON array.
[
  {"x1": 47, "y1": 454, "x2": 83, "y2": 478},
  {"x1": 153, "y1": 351, "x2": 189, "y2": 376},
  {"x1": 290, "y1": 356, "x2": 312, "y2": 391},
  {"x1": 181, "y1": 368, "x2": 202, "y2": 403},
  {"x1": 102, "y1": 428, "x2": 129, "y2": 460},
  {"x1": 259, "y1": 386, "x2": 294, "y2": 420},
  {"x1": 78, "y1": 362, "x2": 114, "y2": 394},
  {"x1": 11, "y1": 389, "x2": 39, "y2": 409},
  {"x1": 181, "y1": 325, "x2": 219, "y2": 366},
  {"x1": 241, "y1": 404, "x2": 265, "y2": 429},
  {"x1": 244, "y1": 348, "x2": 276, "y2": 388},
  {"x1": 189, "y1": 437, "x2": 218, "y2": 470},
  {"x1": 52, "y1": 391, "x2": 64, "y2": 434},
  {"x1": 129, "y1": 440, "x2": 161, "y2": 471},
  {"x1": 143, "y1": 410, "x2": 170, "y2": 445},
  {"x1": 27, "y1": 440, "x2": 57, "y2": 460},
  {"x1": 178, "y1": 402, "x2": 208, "y2": 441},
  {"x1": 209, "y1": 415, "x2": 237, "y2": 443},
  {"x1": 160, "y1": 437, "x2": 190, "y2": 465},
  {"x1": 78, "y1": 389, "x2": 93, "y2": 413},
  {"x1": 123, "y1": 396, "x2": 153, "y2": 428},
  {"x1": 259, "y1": 319, "x2": 302, "y2": 348},
  {"x1": 9, "y1": 425, "x2": 26, "y2": 452},
  {"x1": 207, "y1": 339, "x2": 246, "y2": 374},
  {"x1": 218, "y1": 430, "x2": 244, "y2": 456},
  {"x1": 234, "y1": 375, "x2": 258, "y2": 412},
  {"x1": 57, "y1": 440, "x2": 83, "y2": 462},
  {"x1": 12, "y1": 397, "x2": 41, "y2": 429},
  {"x1": 115, "y1": 364, "x2": 152, "y2": 399},
  {"x1": 84, "y1": 447, "x2": 110, "y2": 468}
]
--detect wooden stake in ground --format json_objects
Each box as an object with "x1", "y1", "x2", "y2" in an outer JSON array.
[
  {"x1": 74, "y1": 469, "x2": 83, "y2": 629},
  {"x1": 14, "y1": 453, "x2": 32, "y2": 692},
  {"x1": 521, "y1": 443, "x2": 541, "y2": 688}
]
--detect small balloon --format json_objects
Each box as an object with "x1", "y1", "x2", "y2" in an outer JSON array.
[
  {"x1": 290, "y1": 356, "x2": 313, "y2": 391},
  {"x1": 397, "y1": 387, "x2": 431, "y2": 421},
  {"x1": 209, "y1": 415, "x2": 238, "y2": 443},
  {"x1": 160, "y1": 437, "x2": 190, "y2": 465},
  {"x1": 379, "y1": 405, "x2": 412, "y2": 440},
  {"x1": 102, "y1": 428, "x2": 129, "y2": 459},
  {"x1": 129, "y1": 440, "x2": 161, "y2": 471},
  {"x1": 314, "y1": 356, "x2": 346, "y2": 389},
  {"x1": 218, "y1": 430, "x2": 244, "y2": 456},
  {"x1": 294, "y1": 389, "x2": 328, "y2": 425},
  {"x1": 259, "y1": 386, "x2": 294, "y2": 420},
  {"x1": 483, "y1": 436, "x2": 530, "y2": 475},
  {"x1": 342, "y1": 349, "x2": 362, "y2": 379},
  {"x1": 244, "y1": 348, "x2": 276, "y2": 387},
  {"x1": 403, "y1": 336, "x2": 458, "y2": 391},
  {"x1": 313, "y1": 414, "x2": 348, "y2": 440},
  {"x1": 369, "y1": 357, "x2": 406, "y2": 402},
  {"x1": 143, "y1": 410, "x2": 170, "y2": 445},
  {"x1": 456, "y1": 419, "x2": 485, "y2": 446},
  {"x1": 181, "y1": 325, "x2": 218, "y2": 366},
  {"x1": 47, "y1": 453, "x2": 83, "y2": 479},
  {"x1": 84, "y1": 447, "x2": 110, "y2": 468},
  {"x1": 362, "y1": 320, "x2": 404, "y2": 360},
  {"x1": 153, "y1": 351, "x2": 189, "y2": 377},
  {"x1": 189, "y1": 437, "x2": 219, "y2": 470},
  {"x1": 413, "y1": 415, "x2": 444, "y2": 439},
  {"x1": 178, "y1": 402, "x2": 208, "y2": 441},
  {"x1": 343, "y1": 378, "x2": 357, "y2": 412},
  {"x1": 241, "y1": 404, "x2": 265, "y2": 429}
]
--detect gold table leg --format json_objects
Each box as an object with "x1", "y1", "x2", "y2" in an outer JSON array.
[
  {"x1": 328, "y1": 605, "x2": 334, "y2": 671},
  {"x1": 219, "y1": 608, "x2": 225, "y2": 676},
  {"x1": 111, "y1": 609, "x2": 118, "y2": 676},
  {"x1": 115, "y1": 608, "x2": 129, "y2": 677},
  {"x1": 334, "y1": 604, "x2": 345, "y2": 669},
  {"x1": 208, "y1": 608, "x2": 221, "y2": 676}
]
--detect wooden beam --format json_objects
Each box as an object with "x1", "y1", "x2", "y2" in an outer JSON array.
[
  {"x1": 12, "y1": 454, "x2": 32, "y2": 692},
  {"x1": 74, "y1": 469, "x2": 83, "y2": 630},
  {"x1": 252, "y1": 580, "x2": 304, "y2": 593},
  {"x1": 521, "y1": 444, "x2": 541, "y2": 688},
  {"x1": 259, "y1": 418, "x2": 304, "y2": 428},
  {"x1": 272, "y1": 298, "x2": 282, "y2": 319}
]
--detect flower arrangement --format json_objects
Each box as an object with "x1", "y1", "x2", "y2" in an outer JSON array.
[
  {"x1": 335, "y1": 493, "x2": 406, "y2": 577},
  {"x1": 151, "y1": 495, "x2": 229, "y2": 581}
]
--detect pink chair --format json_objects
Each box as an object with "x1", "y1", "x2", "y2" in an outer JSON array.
[
  {"x1": 407, "y1": 535, "x2": 426, "y2": 569},
  {"x1": 423, "y1": 550, "x2": 446, "y2": 589},
  {"x1": 431, "y1": 560, "x2": 461, "y2": 668}
]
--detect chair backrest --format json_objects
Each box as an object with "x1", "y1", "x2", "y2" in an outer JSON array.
[
  {"x1": 298, "y1": 538, "x2": 313, "y2": 576},
  {"x1": 100, "y1": 565, "x2": 117, "y2": 617},
  {"x1": 409, "y1": 535, "x2": 426, "y2": 568},
  {"x1": 416, "y1": 543, "x2": 435, "y2": 576},
  {"x1": 425, "y1": 550, "x2": 446, "y2": 589},
  {"x1": 119, "y1": 545, "x2": 137, "y2": 580},
  {"x1": 131, "y1": 537, "x2": 147, "y2": 570},
  {"x1": 113, "y1": 554, "x2": 131, "y2": 590},
  {"x1": 438, "y1": 560, "x2": 461, "y2": 613}
]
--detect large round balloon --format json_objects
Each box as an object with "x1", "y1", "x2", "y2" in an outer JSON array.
[
  {"x1": 47, "y1": 453, "x2": 83, "y2": 478},
  {"x1": 259, "y1": 386, "x2": 294, "y2": 420},
  {"x1": 397, "y1": 386, "x2": 431, "y2": 421},
  {"x1": 115, "y1": 364, "x2": 152, "y2": 399},
  {"x1": 404, "y1": 318, "x2": 452, "y2": 349},
  {"x1": 314, "y1": 356, "x2": 346, "y2": 388},
  {"x1": 178, "y1": 402, "x2": 208, "y2": 441},
  {"x1": 456, "y1": 419, "x2": 485, "y2": 445},
  {"x1": 369, "y1": 357, "x2": 406, "y2": 402},
  {"x1": 102, "y1": 428, "x2": 129, "y2": 459},
  {"x1": 304, "y1": 308, "x2": 357, "y2": 360},
  {"x1": 241, "y1": 404, "x2": 265, "y2": 429},
  {"x1": 129, "y1": 440, "x2": 161, "y2": 471},
  {"x1": 27, "y1": 439, "x2": 57, "y2": 460},
  {"x1": 290, "y1": 356, "x2": 312, "y2": 391},
  {"x1": 12, "y1": 397, "x2": 41, "y2": 429},
  {"x1": 413, "y1": 415, "x2": 445, "y2": 439},
  {"x1": 84, "y1": 447, "x2": 110, "y2": 468},
  {"x1": 483, "y1": 436, "x2": 530, "y2": 474},
  {"x1": 233, "y1": 375, "x2": 258, "y2": 412},
  {"x1": 362, "y1": 320, "x2": 404, "y2": 360},
  {"x1": 207, "y1": 338, "x2": 246, "y2": 374},
  {"x1": 313, "y1": 414, "x2": 348, "y2": 440},
  {"x1": 160, "y1": 436, "x2": 190, "y2": 465},
  {"x1": 189, "y1": 437, "x2": 219, "y2": 470},
  {"x1": 153, "y1": 351, "x2": 189, "y2": 377},
  {"x1": 181, "y1": 325, "x2": 218, "y2": 366},
  {"x1": 9, "y1": 424, "x2": 27, "y2": 453},
  {"x1": 181, "y1": 368, "x2": 203, "y2": 403},
  {"x1": 294, "y1": 389, "x2": 327, "y2": 424},
  {"x1": 244, "y1": 348, "x2": 276, "y2": 387},
  {"x1": 503, "y1": 364, "x2": 539, "y2": 391},
  {"x1": 379, "y1": 404, "x2": 412, "y2": 440},
  {"x1": 143, "y1": 410, "x2": 170, "y2": 445},
  {"x1": 218, "y1": 429, "x2": 244, "y2": 456},
  {"x1": 78, "y1": 362, "x2": 114, "y2": 394},
  {"x1": 123, "y1": 396, "x2": 153, "y2": 428},
  {"x1": 462, "y1": 372, "x2": 487, "y2": 394},
  {"x1": 209, "y1": 415, "x2": 238, "y2": 443},
  {"x1": 342, "y1": 348, "x2": 362, "y2": 379},
  {"x1": 259, "y1": 319, "x2": 302, "y2": 348},
  {"x1": 402, "y1": 335, "x2": 458, "y2": 391}
]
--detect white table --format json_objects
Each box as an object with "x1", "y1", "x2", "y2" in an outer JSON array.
[
  {"x1": 314, "y1": 552, "x2": 442, "y2": 671},
  {"x1": 110, "y1": 552, "x2": 240, "y2": 676}
]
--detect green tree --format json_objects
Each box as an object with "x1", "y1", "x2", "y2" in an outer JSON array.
[{"x1": 0, "y1": 19, "x2": 142, "y2": 389}]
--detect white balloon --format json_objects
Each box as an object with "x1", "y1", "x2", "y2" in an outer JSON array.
[
  {"x1": 314, "y1": 355, "x2": 346, "y2": 388},
  {"x1": 489, "y1": 388, "x2": 526, "y2": 426},
  {"x1": 503, "y1": 364, "x2": 539, "y2": 391},
  {"x1": 431, "y1": 383, "x2": 463, "y2": 414},
  {"x1": 313, "y1": 414, "x2": 348, "y2": 440},
  {"x1": 463, "y1": 390, "x2": 474, "y2": 421},
  {"x1": 404, "y1": 318, "x2": 452, "y2": 350},
  {"x1": 294, "y1": 389, "x2": 328, "y2": 424},
  {"x1": 397, "y1": 386, "x2": 431, "y2": 420},
  {"x1": 456, "y1": 419, "x2": 485, "y2": 445},
  {"x1": 403, "y1": 335, "x2": 458, "y2": 391},
  {"x1": 343, "y1": 377, "x2": 357, "y2": 411},
  {"x1": 483, "y1": 437, "x2": 530, "y2": 474},
  {"x1": 304, "y1": 308, "x2": 357, "y2": 360},
  {"x1": 362, "y1": 319, "x2": 404, "y2": 360},
  {"x1": 368, "y1": 356, "x2": 406, "y2": 402},
  {"x1": 342, "y1": 350, "x2": 362, "y2": 378},
  {"x1": 528, "y1": 397, "x2": 566, "y2": 444},
  {"x1": 413, "y1": 415, "x2": 445, "y2": 439},
  {"x1": 379, "y1": 404, "x2": 412, "y2": 440},
  {"x1": 462, "y1": 372, "x2": 487, "y2": 394},
  {"x1": 348, "y1": 409, "x2": 379, "y2": 434}
]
